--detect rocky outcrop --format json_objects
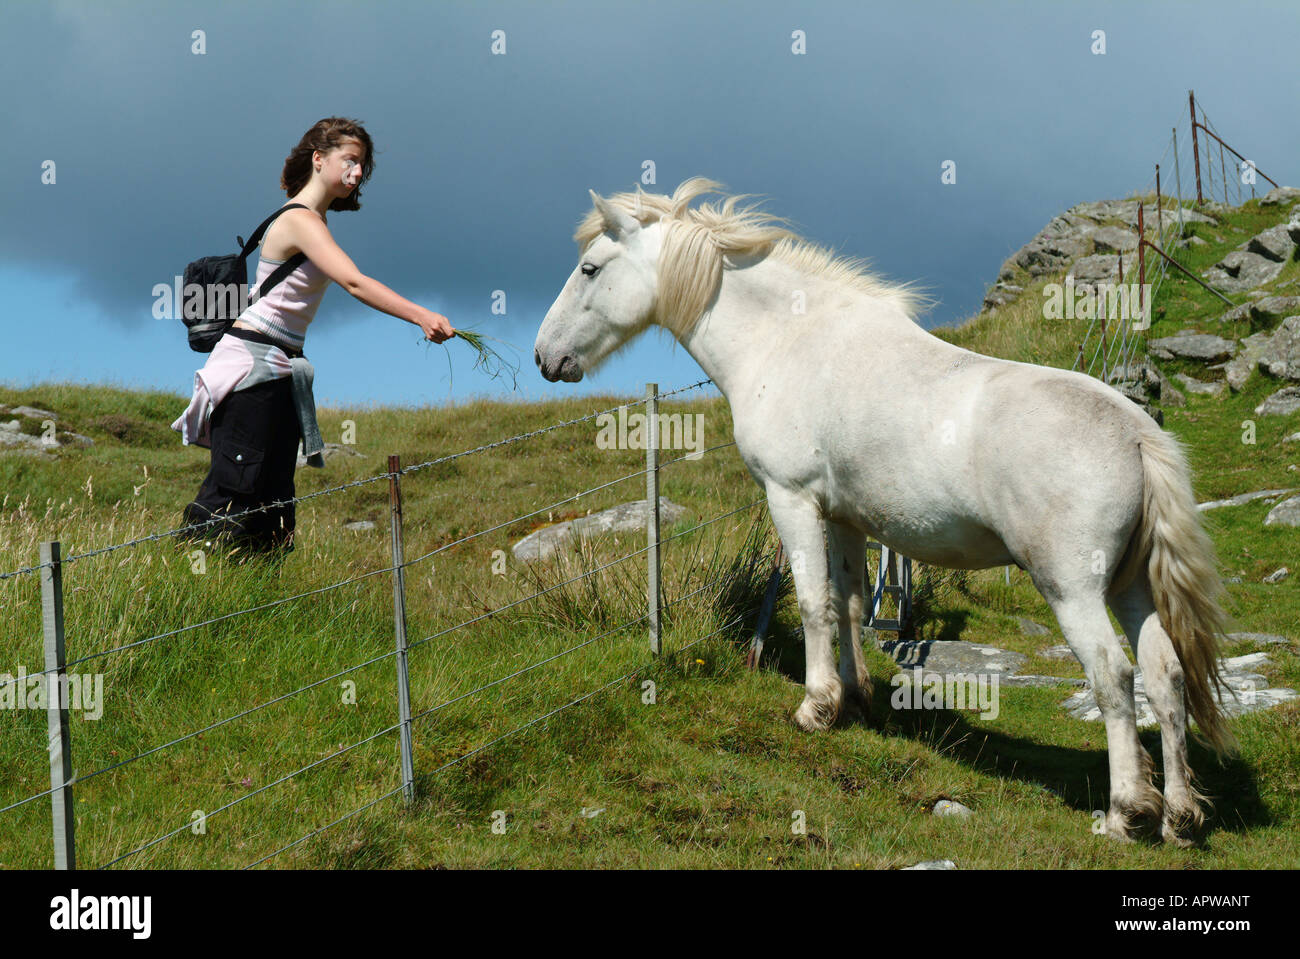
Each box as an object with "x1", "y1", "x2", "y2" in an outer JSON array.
[
  {"x1": 512, "y1": 497, "x2": 690, "y2": 562},
  {"x1": 1148, "y1": 331, "x2": 1237, "y2": 362},
  {"x1": 1255, "y1": 387, "x2": 1300, "y2": 416},
  {"x1": 1202, "y1": 250, "x2": 1286, "y2": 293}
]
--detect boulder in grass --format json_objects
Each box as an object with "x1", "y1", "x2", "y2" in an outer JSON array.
[
  {"x1": 1264, "y1": 497, "x2": 1300, "y2": 528},
  {"x1": 1245, "y1": 225, "x2": 1298, "y2": 263},
  {"x1": 1203, "y1": 251, "x2": 1285, "y2": 293},
  {"x1": 1148, "y1": 332, "x2": 1236, "y2": 363},
  {"x1": 512, "y1": 497, "x2": 689, "y2": 562},
  {"x1": 1255, "y1": 386, "x2": 1300, "y2": 417},
  {"x1": 1259, "y1": 186, "x2": 1300, "y2": 206},
  {"x1": 1258, "y1": 316, "x2": 1300, "y2": 381}
]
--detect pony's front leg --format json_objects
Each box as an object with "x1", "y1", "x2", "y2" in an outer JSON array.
[
  {"x1": 767, "y1": 486, "x2": 841, "y2": 731},
  {"x1": 828, "y1": 521, "x2": 870, "y2": 721}
]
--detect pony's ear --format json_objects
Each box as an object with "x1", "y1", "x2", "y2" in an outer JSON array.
[{"x1": 589, "y1": 190, "x2": 641, "y2": 240}]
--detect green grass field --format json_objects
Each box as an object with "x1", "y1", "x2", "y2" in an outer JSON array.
[{"x1": 1, "y1": 195, "x2": 1297, "y2": 870}]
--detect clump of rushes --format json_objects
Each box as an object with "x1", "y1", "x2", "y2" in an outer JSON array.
[{"x1": 425, "y1": 326, "x2": 522, "y2": 390}]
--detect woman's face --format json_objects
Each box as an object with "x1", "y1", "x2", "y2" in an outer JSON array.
[{"x1": 315, "y1": 137, "x2": 366, "y2": 195}]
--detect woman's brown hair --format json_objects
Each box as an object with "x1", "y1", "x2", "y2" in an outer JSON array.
[{"x1": 280, "y1": 117, "x2": 375, "y2": 212}]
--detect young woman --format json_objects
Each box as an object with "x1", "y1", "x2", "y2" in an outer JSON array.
[{"x1": 174, "y1": 117, "x2": 454, "y2": 555}]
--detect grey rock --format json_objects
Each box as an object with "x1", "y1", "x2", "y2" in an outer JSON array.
[
  {"x1": 1227, "y1": 632, "x2": 1291, "y2": 646},
  {"x1": 343, "y1": 520, "x2": 376, "y2": 532},
  {"x1": 881, "y1": 638, "x2": 1085, "y2": 689},
  {"x1": 902, "y1": 859, "x2": 957, "y2": 870},
  {"x1": 1249, "y1": 296, "x2": 1300, "y2": 324},
  {"x1": 1174, "y1": 373, "x2": 1225, "y2": 397},
  {"x1": 1259, "y1": 186, "x2": 1300, "y2": 206},
  {"x1": 1039, "y1": 644, "x2": 1077, "y2": 661},
  {"x1": 1217, "y1": 302, "x2": 1254, "y2": 324},
  {"x1": 1177, "y1": 235, "x2": 1208, "y2": 249},
  {"x1": 933, "y1": 800, "x2": 974, "y2": 819},
  {"x1": 1264, "y1": 496, "x2": 1300, "y2": 527},
  {"x1": 1090, "y1": 225, "x2": 1138, "y2": 254},
  {"x1": 1264, "y1": 567, "x2": 1290, "y2": 584},
  {"x1": 1255, "y1": 387, "x2": 1300, "y2": 416},
  {"x1": 1203, "y1": 250, "x2": 1285, "y2": 293},
  {"x1": 512, "y1": 497, "x2": 689, "y2": 562},
  {"x1": 1067, "y1": 254, "x2": 1121, "y2": 290},
  {"x1": 296, "y1": 442, "x2": 367, "y2": 468},
  {"x1": 982, "y1": 283, "x2": 1022, "y2": 310},
  {"x1": 1016, "y1": 617, "x2": 1050, "y2": 636},
  {"x1": 1197, "y1": 488, "x2": 1297, "y2": 511},
  {"x1": 1063, "y1": 652, "x2": 1298, "y2": 725},
  {"x1": 9, "y1": 405, "x2": 56, "y2": 420},
  {"x1": 1148, "y1": 332, "x2": 1237, "y2": 362},
  {"x1": 1283, "y1": 432, "x2": 1300, "y2": 444},
  {"x1": 1245, "y1": 225, "x2": 1298, "y2": 263},
  {"x1": 1222, "y1": 330, "x2": 1274, "y2": 391},
  {"x1": 1258, "y1": 316, "x2": 1300, "y2": 381}
]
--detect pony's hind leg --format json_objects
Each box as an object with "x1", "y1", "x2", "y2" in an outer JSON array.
[
  {"x1": 828, "y1": 521, "x2": 870, "y2": 721},
  {"x1": 1049, "y1": 591, "x2": 1163, "y2": 841},
  {"x1": 766, "y1": 485, "x2": 841, "y2": 731},
  {"x1": 1109, "y1": 575, "x2": 1207, "y2": 847}
]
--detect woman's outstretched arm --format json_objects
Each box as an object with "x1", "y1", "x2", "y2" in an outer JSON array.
[{"x1": 279, "y1": 208, "x2": 454, "y2": 343}]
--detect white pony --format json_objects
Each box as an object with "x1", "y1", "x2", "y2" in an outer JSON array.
[{"x1": 534, "y1": 178, "x2": 1235, "y2": 845}]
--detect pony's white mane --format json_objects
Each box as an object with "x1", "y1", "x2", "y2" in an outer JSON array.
[{"x1": 574, "y1": 177, "x2": 928, "y2": 336}]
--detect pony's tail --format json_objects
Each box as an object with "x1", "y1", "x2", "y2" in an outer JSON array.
[{"x1": 1130, "y1": 425, "x2": 1237, "y2": 757}]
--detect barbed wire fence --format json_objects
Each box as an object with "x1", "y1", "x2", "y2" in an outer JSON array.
[
  {"x1": 1073, "y1": 89, "x2": 1276, "y2": 387},
  {"x1": 2, "y1": 377, "x2": 792, "y2": 869}
]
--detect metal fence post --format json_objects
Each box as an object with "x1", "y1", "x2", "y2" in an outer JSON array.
[
  {"x1": 645, "y1": 383, "x2": 662, "y2": 655},
  {"x1": 387, "y1": 456, "x2": 416, "y2": 805},
  {"x1": 41, "y1": 541, "x2": 75, "y2": 870},
  {"x1": 1189, "y1": 90, "x2": 1202, "y2": 205},
  {"x1": 1172, "y1": 127, "x2": 1185, "y2": 241},
  {"x1": 1138, "y1": 203, "x2": 1146, "y2": 328}
]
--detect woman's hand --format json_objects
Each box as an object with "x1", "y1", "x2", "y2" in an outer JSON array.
[{"x1": 418, "y1": 309, "x2": 455, "y2": 344}]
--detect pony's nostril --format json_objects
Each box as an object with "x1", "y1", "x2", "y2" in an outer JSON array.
[{"x1": 534, "y1": 349, "x2": 542, "y2": 367}]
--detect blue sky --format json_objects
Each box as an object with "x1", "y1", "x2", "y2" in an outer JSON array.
[{"x1": 2, "y1": 0, "x2": 1297, "y2": 411}]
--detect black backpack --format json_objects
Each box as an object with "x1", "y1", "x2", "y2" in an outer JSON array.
[{"x1": 181, "y1": 203, "x2": 310, "y2": 352}]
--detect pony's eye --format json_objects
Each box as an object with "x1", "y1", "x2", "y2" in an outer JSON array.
[{"x1": 581, "y1": 262, "x2": 599, "y2": 277}]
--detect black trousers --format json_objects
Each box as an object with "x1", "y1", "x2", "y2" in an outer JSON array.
[{"x1": 182, "y1": 375, "x2": 301, "y2": 553}]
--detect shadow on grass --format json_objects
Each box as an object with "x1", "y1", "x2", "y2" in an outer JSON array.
[{"x1": 865, "y1": 672, "x2": 1271, "y2": 840}]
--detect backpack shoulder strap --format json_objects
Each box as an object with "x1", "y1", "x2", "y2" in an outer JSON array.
[
  {"x1": 236, "y1": 202, "x2": 309, "y2": 258},
  {"x1": 252, "y1": 252, "x2": 309, "y2": 302}
]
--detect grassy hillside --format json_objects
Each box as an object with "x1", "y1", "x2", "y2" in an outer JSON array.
[{"x1": 0, "y1": 195, "x2": 1297, "y2": 870}]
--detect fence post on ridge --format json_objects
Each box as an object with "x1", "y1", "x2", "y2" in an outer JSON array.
[
  {"x1": 1189, "y1": 90, "x2": 1203, "y2": 205},
  {"x1": 387, "y1": 455, "x2": 416, "y2": 805},
  {"x1": 41, "y1": 540, "x2": 75, "y2": 869},
  {"x1": 645, "y1": 383, "x2": 662, "y2": 656}
]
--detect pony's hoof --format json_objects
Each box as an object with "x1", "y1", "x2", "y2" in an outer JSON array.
[
  {"x1": 837, "y1": 687, "x2": 871, "y2": 726},
  {"x1": 1160, "y1": 822, "x2": 1197, "y2": 848},
  {"x1": 1104, "y1": 810, "x2": 1138, "y2": 843},
  {"x1": 793, "y1": 696, "x2": 837, "y2": 732}
]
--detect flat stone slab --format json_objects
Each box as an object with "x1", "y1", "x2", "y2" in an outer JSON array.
[
  {"x1": 1203, "y1": 250, "x2": 1285, "y2": 293},
  {"x1": 1227, "y1": 632, "x2": 1292, "y2": 646},
  {"x1": 1149, "y1": 332, "x2": 1237, "y2": 362},
  {"x1": 512, "y1": 497, "x2": 689, "y2": 562},
  {"x1": 1198, "y1": 488, "x2": 1297, "y2": 512},
  {"x1": 1264, "y1": 496, "x2": 1300, "y2": 527},
  {"x1": 1174, "y1": 373, "x2": 1225, "y2": 397},
  {"x1": 880, "y1": 639, "x2": 1084, "y2": 688},
  {"x1": 902, "y1": 859, "x2": 957, "y2": 870},
  {"x1": 1062, "y1": 652, "x2": 1297, "y2": 725},
  {"x1": 1255, "y1": 387, "x2": 1300, "y2": 416}
]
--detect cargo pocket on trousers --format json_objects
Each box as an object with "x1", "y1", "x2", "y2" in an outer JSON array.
[{"x1": 212, "y1": 439, "x2": 265, "y2": 496}]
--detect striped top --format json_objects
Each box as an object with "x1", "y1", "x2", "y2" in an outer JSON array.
[{"x1": 236, "y1": 251, "x2": 332, "y2": 351}]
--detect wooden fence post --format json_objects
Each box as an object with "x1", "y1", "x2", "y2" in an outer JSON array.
[
  {"x1": 41, "y1": 541, "x2": 75, "y2": 869},
  {"x1": 645, "y1": 384, "x2": 662, "y2": 655},
  {"x1": 387, "y1": 456, "x2": 416, "y2": 805}
]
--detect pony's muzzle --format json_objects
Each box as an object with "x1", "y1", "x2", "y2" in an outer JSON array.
[{"x1": 535, "y1": 350, "x2": 584, "y2": 383}]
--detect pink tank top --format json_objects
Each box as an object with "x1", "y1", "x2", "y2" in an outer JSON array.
[{"x1": 237, "y1": 251, "x2": 332, "y2": 351}]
